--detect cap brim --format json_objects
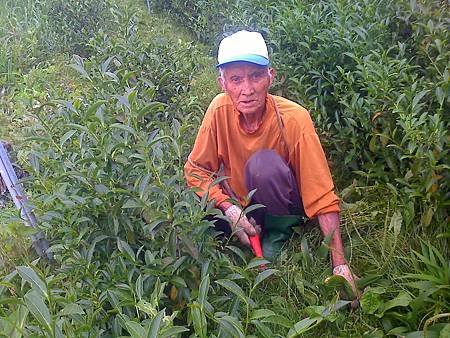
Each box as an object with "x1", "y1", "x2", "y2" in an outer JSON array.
[{"x1": 217, "y1": 54, "x2": 269, "y2": 68}]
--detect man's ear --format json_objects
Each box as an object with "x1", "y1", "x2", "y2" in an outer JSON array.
[
  {"x1": 217, "y1": 76, "x2": 226, "y2": 92},
  {"x1": 268, "y1": 68, "x2": 276, "y2": 86}
]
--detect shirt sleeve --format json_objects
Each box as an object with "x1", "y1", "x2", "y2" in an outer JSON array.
[
  {"x1": 290, "y1": 114, "x2": 340, "y2": 218},
  {"x1": 184, "y1": 104, "x2": 230, "y2": 206}
]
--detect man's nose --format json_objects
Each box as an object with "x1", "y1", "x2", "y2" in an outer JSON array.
[{"x1": 241, "y1": 78, "x2": 255, "y2": 95}]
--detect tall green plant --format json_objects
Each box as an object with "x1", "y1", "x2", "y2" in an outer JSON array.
[{"x1": 38, "y1": 0, "x2": 111, "y2": 57}]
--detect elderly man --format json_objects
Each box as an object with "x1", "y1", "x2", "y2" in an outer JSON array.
[{"x1": 184, "y1": 30, "x2": 357, "y2": 291}]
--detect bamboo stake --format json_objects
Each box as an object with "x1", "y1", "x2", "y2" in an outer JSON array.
[{"x1": 0, "y1": 142, "x2": 52, "y2": 260}]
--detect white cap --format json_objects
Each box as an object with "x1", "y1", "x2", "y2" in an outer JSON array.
[{"x1": 217, "y1": 30, "x2": 269, "y2": 68}]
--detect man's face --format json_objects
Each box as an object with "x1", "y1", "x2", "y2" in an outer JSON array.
[{"x1": 219, "y1": 62, "x2": 274, "y2": 116}]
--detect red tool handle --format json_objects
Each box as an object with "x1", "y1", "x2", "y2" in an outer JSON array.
[
  {"x1": 249, "y1": 235, "x2": 266, "y2": 269},
  {"x1": 249, "y1": 235, "x2": 263, "y2": 258}
]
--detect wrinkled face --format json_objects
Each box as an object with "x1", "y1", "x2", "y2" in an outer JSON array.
[{"x1": 218, "y1": 62, "x2": 274, "y2": 116}]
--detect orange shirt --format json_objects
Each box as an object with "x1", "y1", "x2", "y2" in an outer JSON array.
[{"x1": 184, "y1": 93, "x2": 340, "y2": 218}]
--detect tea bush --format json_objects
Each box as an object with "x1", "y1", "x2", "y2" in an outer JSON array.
[
  {"x1": 38, "y1": 0, "x2": 111, "y2": 57},
  {"x1": 0, "y1": 0, "x2": 112, "y2": 76},
  {"x1": 151, "y1": 0, "x2": 230, "y2": 45},
  {"x1": 0, "y1": 0, "x2": 116, "y2": 144}
]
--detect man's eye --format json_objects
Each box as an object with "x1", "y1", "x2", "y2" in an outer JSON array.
[
  {"x1": 251, "y1": 73, "x2": 263, "y2": 80},
  {"x1": 231, "y1": 77, "x2": 242, "y2": 83}
]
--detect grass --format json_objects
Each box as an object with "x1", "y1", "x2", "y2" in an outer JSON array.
[{"x1": 0, "y1": 205, "x2": 33, "y2": 273}]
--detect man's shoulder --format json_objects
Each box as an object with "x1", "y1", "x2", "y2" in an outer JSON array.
[
  {"x1": 199, "y1": 93, "x2": 234, "y2": 129},
  {"x1": 208, "y1": 93, "x2": 234, "y2": 112}
]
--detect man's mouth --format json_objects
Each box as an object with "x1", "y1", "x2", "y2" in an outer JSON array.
[{"x1": 240, "y1": 100, "x2": 256, "y2": 105}]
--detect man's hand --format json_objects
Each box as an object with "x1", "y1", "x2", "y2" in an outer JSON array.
[
  {"x1": 333, "y1": 264, "x2": 359, "y2": 297},
  {"x1": 224, "y1": 205, "x2": 257, "y2": 246}
]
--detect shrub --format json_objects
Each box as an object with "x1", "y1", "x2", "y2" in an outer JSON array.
[{"x1": 39, "y1": 0, "x2": 111, "y2": 57}]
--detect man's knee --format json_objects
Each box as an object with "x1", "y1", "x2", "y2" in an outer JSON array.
[{"x1": 245, "y1": 149, "x2": 290, "y2": 189}]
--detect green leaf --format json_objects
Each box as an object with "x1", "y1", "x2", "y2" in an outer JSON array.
[
  {"x1": 148, "y1": 135, "x2": 172, "y2": 148},
  {"x1": 253, "y1": 269, "x2": 277, "y2": 290},
  {"x1": 111, "y1": 123, "x2": 137, "y2": 137},
  {"x1": 159, "y1": 326, "x2": 189, "y2": 338},
  {"x1": 171, "y1": 276, "x2": 187, "y2": 288},
  {"x1": 317, "y1": 231, "x2": 333, "y2": 259},
  {"x1": 438, "y1": 324, "x2": 450, "y2": 338},
  {"x1": 246, "y1": 258, "x2": 271, "y2": 270},
  {"x1": 0, "y1": 270, "x2": 17, "y2": 296},
  {"x1": 251, "y1": 308, "x2": 276, "y2": 320},
  {"x1": 411, "y1": 89, "x2": 428, "y2": 110},
  {"x1": 2, "y1": 304, "x2": 29, "y2": 337},
  {"x1": 190, "y1": 303, "x2": 207, "y2": 338},
  {"x1": 216, "y1": 279, "x2": 247, "y2": 303},
  {"x1": 323, "y1": 275, "x2": 347, "y2": 289},
  {"x1": 60, "y1": 130, "x2": 76, "y2": 147},
  {"x1": 435, "y1": 86, "x2": 445, "y2": 107},
  {"x1": 94, "y1": 184, "x2": 109, "y2": 194},
  {"x1": 287, "y1": 317, "x2": 321, "y2": 337},
  {"x1": 198, "y1": 274, "x2": 210, "y2": 309},
  {"x1": 86, "y1": 100, "x2": 108, "y2": 117},
  {"x1": 121, "y1": 70, "x2": 136, "y2": 85},
  {"x1": 252, "y1": 320, "x2": 274, "y2": 338},
  {"x1": 208, "y1": 175, "x2": 230, "y2": 189},
  {"x1": 126, "y1": 321, "x2": 146, "y2": 338},
  {"x1": 138, "y1": 102, "x2": 167, "y2": 118},
  {"x1": 138, "y1": 174, "x2": 151, "y2": 199},
  {"x1": 217, "y1": 315, "x2": 245, "y2": 338},
  {"x1": 145, "y1": 219, "x2": 166, "y2": 235},
  {"x1": 135, "y1": 274, "x2": 143, "y2": 301},
  {"x1": 17, "y1": 266, "x2": 48, "y2": 299},
  {"x1": 420, "y1": 208, "x2": 434, "y2": 228},
  {"x1": 0, "y1": 298, "x2": 23, "y2": 306},
  {"x1": 380, "y1": 291, "x2": 412, "y2": 315},
  {"x1": 86, "y1": 235, "x2": 108, "y2": 266},
  {"x1": 150, "y1": 278, "x2": 166, "y2": 309},
  {"x1": 243, "y1": 203, "x2": 266, "y2": 215},
  {"x1": 356, "y1": 274, "x2": 382, "y2": 289},
  {"x1": 360, "y1": 289, "x2": 383, "y2": 315},
  {"x1": 65, "y1": 122, "x2": 89, "y2": 133},
  {"x1": 60, "y1": 303, "x2": 84, "y2": 316},
  {"x1": 226, "y1": 245, "x2": 247, "y2": 264},
  {"x1": 262, "y1": 314, "x2": 293, "y2": 328},
  {"x1": 24, "y1": 290, "x2": 52, "y2": 334},
  {"x1": 122, "y1": 198, "x2": 145, "y2": 209},
  {"x1": 128, "y1": 90, "x2": 137, "y2": 105},
  {"x1": 147, "y1": 309, "x2": 165, "y2": 337},
  {"x1": 117, "y1": 95, "x2": 130, "y2": 109},
  {"x1": 117, "y1": 238, "x2": 135, "y2": 262},
  {"x1": 389, "y1": 211, "x2": 402, "y2": 238},
  {"x1": 69, "y1": 64, "x2": 89, "y2": 79},
  {"x1": 180, "y1": 235, "x2": 199, "y2": 260},
  {"x1": 137, "y1": 300, "x2": 157, "y2": 317}
]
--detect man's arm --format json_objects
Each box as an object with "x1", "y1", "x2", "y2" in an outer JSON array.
[
  {"x1": 317, "y1": 212, "x2": 346, "y2": 267},
  {"x1": 218, "y1": 201, "x2": 233, "y2": 213},
  {"x1": 318, "y1": 212, "x2": 358, "y2": 293},
  {"x1": 184, "y1": 95, "x2": 258, "y2": 245},
  {"x1": 184, "y1": 101, "x2": 229, "y2": 207}
]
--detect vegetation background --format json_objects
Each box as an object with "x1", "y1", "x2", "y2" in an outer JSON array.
[{"x1": 0, "y1": 0, "x2": 448, "y2": 337}]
